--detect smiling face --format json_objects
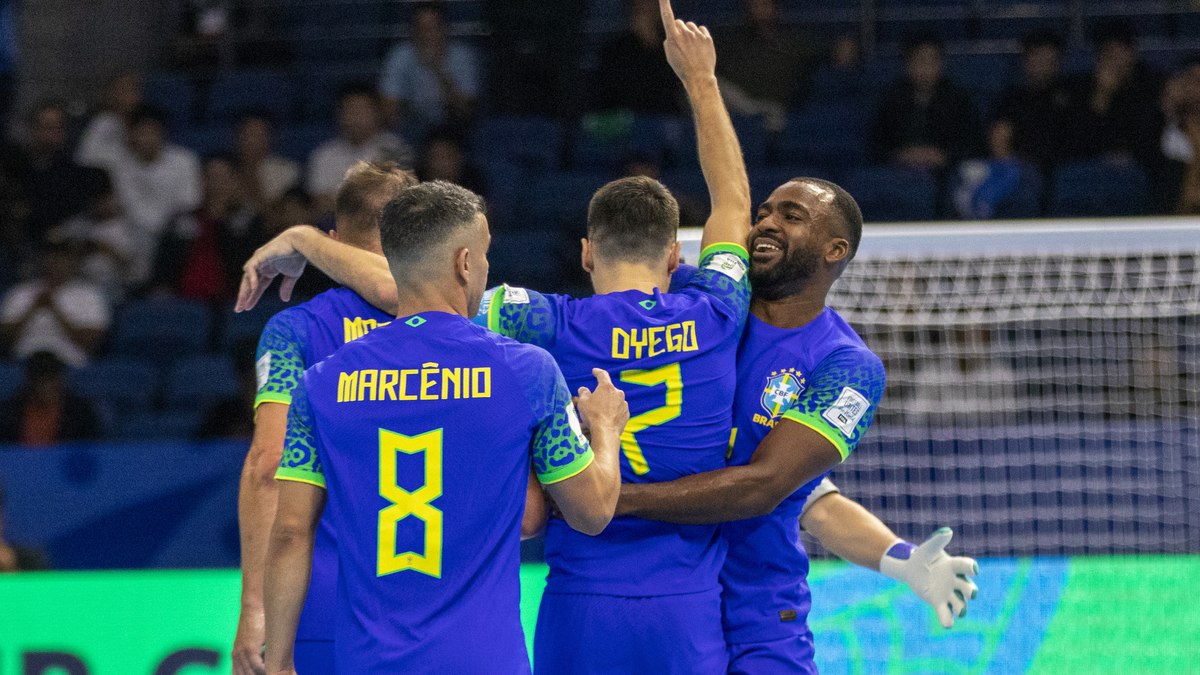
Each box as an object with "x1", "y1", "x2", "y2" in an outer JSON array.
[{"x1": 748, "y1": 180, "x2": 850, "y2": 300}]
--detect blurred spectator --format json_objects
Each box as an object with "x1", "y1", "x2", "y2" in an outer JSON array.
[
  {"x1": 6, "y1": 101, "x2": 89, "y2": 243},
  {"x1": 172, "y1": 0, "x2": 236, "y2": 70},
  {"x1": 379, "y1": 1, "x2": 480, "y2": 131},
  {"x1": 1064, "y1": 20, "x2": 1163, "y2": 169},
  {"x1": 101, "y1": 105, "x2": 203, "y2": 251},
  {"x1": 197, "y1": 340, "x2": 256, "y2": 439},
  {"x1": 870, "y1": 34, "x2": 985, "y2": 171},
  {"x1": 416, "y1": 127, "x2": 487, "y2": 196},
  {"x1": 952, "y1": 122, "x2": 1029, "y2": 220},
  {"x1": 49, "y1": 168, "x2": 141, "y2": 299},
  {"x1": 715, "y1": 0, "x2": 817, "y2": 131},
  {"x1": 811, "y1": 33, "x2": 868, "y2": 101},
  {"x1": 587, "y1": 0, "x2": 685, "y2": 116},
  {"x1": 0, "y1": 241, "x2": 110, "y2": 367},
  {"x1": 263, "y1": 186, "x2": 315, "y2": 238},
  {"x1": 0, "y1": 482, "x2": 50, "y2": 570},
  {"x1": 0, "y1": 0, "x2": 17, "y2": 128},
  {"x1": 0, "y1": 351, "x2": 101, "y2": 448},
  {"x1": 235, "y1": 111, "x2": 300, "y2": 207},
  {"x1": 150, "y1": 155, "x2": 266, "y2": 303},
  {"x1": 993, "y1": 30, "x2": 1072, "y2": 171},
  {"x1": 76, "y1": 72, "x2": 143, "y2": 169},
  {"x1": 1163, "y1": 56, "x2": 1200, "y2": 214},
  {"x1": 307, "y1": 85, "x2": 412, "y2": 214},
  {"x1": 481, "y1": 0, "x2": 587, "y2": 116}
]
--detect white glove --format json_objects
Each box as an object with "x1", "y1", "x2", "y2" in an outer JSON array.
[{"x1": 879, "y1": 527, "x2": 979, "y2": 629}]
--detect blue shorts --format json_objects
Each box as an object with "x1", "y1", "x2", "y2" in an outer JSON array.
[
  {"x1": 534, "y1": 590, "x2": 726, "y2": 675},
  {"x1": 727, "y1": 631, "x2": 817, "y2": 675},
  {"x1": 295, "y1": 639, "x2": 334, "y2": 675}
]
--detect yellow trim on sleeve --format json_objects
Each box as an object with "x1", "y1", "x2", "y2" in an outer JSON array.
[
  {"x1": 536, "y1": 449, "x2": 595, "y2": 485},
  {"x1": 779, "y1": 412, "x2": 852, "y2": 461},
  {"x1": 275, "y1": 469, "x2": 327, "y2": 489},
  {"x1": 254, "y1": 392, "x2": 293, "y2": 409},
  {"x1": 699, "y1": 242, "x2": 751, "y2": 263}
]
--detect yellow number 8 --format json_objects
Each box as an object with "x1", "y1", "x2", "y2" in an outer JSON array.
[{"x1": 378, "y1": 428, "x2": 444, "y2": 578}]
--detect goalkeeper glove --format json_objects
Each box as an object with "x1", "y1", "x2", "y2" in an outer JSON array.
[{"x1": 879, "y1": 527, "x2": 979, "y2": 629}]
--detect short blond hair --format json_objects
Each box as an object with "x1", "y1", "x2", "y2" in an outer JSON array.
[{"x1": 335, "y1": 160, "x2": 418, "y2": 242}]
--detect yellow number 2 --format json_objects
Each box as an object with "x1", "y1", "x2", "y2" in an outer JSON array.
[
  {"x1": 619, "y1": 363, "x2": 683, "y2": 475},
  {"x1": 378, "y1": 428, "x2": 444, "y2": 578}
]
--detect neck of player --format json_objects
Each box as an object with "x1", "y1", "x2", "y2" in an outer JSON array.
[
  {"x1": 393, "y1": 283, "x2": 468, "y2": 320},
  {"x1": 590, "y1": 262, "x2": 670, "y2": 296},
  {"x1": 751, "y1": 287, "x2": 827, "y2": 329}
]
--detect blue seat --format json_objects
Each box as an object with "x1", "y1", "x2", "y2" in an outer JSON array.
[
  {"x1": 0, "y1": 361, "x2": 22, "y2": 400},
  {"x1": 112, "y1": 299, "x2": 213, "y2": 364},
  {"x1": 206, "y1": 70, "x2": 298, "y2": 124},
  {"x1": 175, "y1": 124, "x2": 234, "y2": 157},
  {"x1": 571, "y1": 114, "x2": 690, "y2": 170},
  {"x1": 1049, "y1": 161, "x2": 1149, "y2": 218},
  {"x1": 471, "y1": 117, "x2": 564, "y2": 171},
  {"x1": 276, "y1": 123, "x2": 333, "y2": 163},
  {"x1": 489, "y1": 229, "x2": 575, "y2": 290},
  {"x1": 947, "y1": 53, "x2": 1018, "y2": 107},
  {"x1": 115, "y1": 410, "x2": 204, "y2": 441},
  {"x1": 843, "y1": 166, "x2": 938, "y2": 222},
  {"x1": 519, "y1": 170, "x2": 613, "y2": 231},
  {"x1": 165, "y1": 355, "x2": 239, "y2": 409},
  {"x1": 219, "y1": 297, "x2": 288, "y2": 352},
  {"x1": 300, "y1": 63, "x2": 378, "y2": 121},
  {"x1": 778, "y1": 103, "x2": 869, "y2": 176},
  {"x1": 69, "y1": 357, "x2": 159, "y2": 413},
  {"x1": 143, "y1": 73, "x2": 197, "y2": 126}
]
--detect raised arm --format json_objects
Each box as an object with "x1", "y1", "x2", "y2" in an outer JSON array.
[
  {"x1": 660, "y1": 0, "x2": 751, "y2": 252},
  {"x1": 236, "y1": 225, "x2": 396, "y2": 314}
]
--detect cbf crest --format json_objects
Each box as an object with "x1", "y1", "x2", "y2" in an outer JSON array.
[{"x1": 761, "y1": 368, "x2": 806, "y2": 419}]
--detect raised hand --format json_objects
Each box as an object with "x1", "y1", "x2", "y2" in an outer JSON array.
[
  {"x1": 658, "y1": 0, "x2": 717, "y2": 87},
  {"x1": 235, "y1": 227, "x2": 314, "y2": 312}
]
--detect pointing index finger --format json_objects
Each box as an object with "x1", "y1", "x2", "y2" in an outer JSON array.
[{"x1": 658, "y1": 0, "x2": 675, "y2": 32}]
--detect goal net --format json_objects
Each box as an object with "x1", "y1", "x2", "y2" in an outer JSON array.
[{"x1": 682, "y1": 219, "x2": 1200, "y2": 557}]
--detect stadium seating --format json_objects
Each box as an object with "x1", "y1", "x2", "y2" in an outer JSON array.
[
  {"x1": 571, "y1": 114, "x2": 690, "y2": 171},
  {"x1": 471, "y1": 116, "x2": 565, "y2": 171},
  {"x1": 115, "y1": 409, "x2": 205, "y2": 441},
  {"x1": 111, "y1": 299, "x2": 214, "y2": 365},
  {"x1": 519, "y1": 169, "x2": 614, "y2": 232},
  {"x1": 0, "y1": 360, "x2": 22, "y2": 400},
  {"x1": 175, "y1": 124, "x2": 235, "y2": 158},
  {"x1": 68, "y1": 357, "x2": 159, "y2": 415},
  {"x1": 206, "y1": 70, "x2": 298, "y2": 124},
  {"x1": 143, "y1": 72, "x2": 197, "y2": 127},
  {"x1": 275, "y1": 123, "x2": 333, "y2": 163},
  {"x1": 843, "y1": 165, "x2": 939, "y2": 222},
  {"x1": 164, "y1": 355, "x2": 239, "y2": 409},
  {"x1": 778, "y1": 103, "x2": 870, "y2": 177},
  {"x1": 1049, "y1": 160, "x2": 1150, "y2": 218}
]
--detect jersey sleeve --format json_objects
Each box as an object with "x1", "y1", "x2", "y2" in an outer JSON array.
[
  {"x1": 254, "y1": 310, "x2": 309, "y2": 408},
  {"x1": 668, "y1": 264, "x2": 700, "y2": 293},
  {"x1": 506, "y1": 343, "x2": 594, "y2": 484},
  {"x1": 275, "y1": 376, "x2": 326, "y2": 489},
  {"x1": 681, "y1": 243, "x2": 752, "y2": 322},
  {"x1": 780, "y1": 348, "x2": 886, "y2": 461},
  {"x1": 474, "y1": 284, "x2": 562, "y2": 348}
]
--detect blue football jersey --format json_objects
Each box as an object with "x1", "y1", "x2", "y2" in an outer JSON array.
[
  {"x1": 254, "y1": 287, "x2": 394, "y2": 640},
  {"x1": 721, "y1": 310, "x2": 886, "y2": 643},
  {"x1": 478, "y1": 243, "x2": 751, "y2": 596},
  {"x1": 276, "y1": 312, "x2": 593, "y2": 674}
]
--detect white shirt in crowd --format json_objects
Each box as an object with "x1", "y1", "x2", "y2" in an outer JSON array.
[
  {"x1": 53, "y1": 215, "x2": 147, "y2": 299},
  {"x1": 254, "y1": 155, "x2": 301, "y2": 204},
  {"x1": 102, "y1": 144, "x2": 203, "y2": 239},
  {"x1": 75, "y1": 112, "x2": 126, "y2": 169},
  {"x1": 1, "y1": 280, "x2": 112, "y2": 367},
  {"x1": 306, "y1": 132, "x2": 412, "y2": 198}
]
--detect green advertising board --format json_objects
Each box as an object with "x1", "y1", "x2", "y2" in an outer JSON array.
[{"x1": 1, "y1": 557, "x2": 1196, "y2": 674}]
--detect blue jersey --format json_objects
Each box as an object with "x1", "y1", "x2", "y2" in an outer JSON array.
[
  {"x1": 276, "y1": 312, "x2": 593, "y2": 674},
  {"x1": 480, "y1": 243, "x2": 751, "y2": 596},
  {"x1": 254, "y1": 287, "x2": 393, "y2": 640},
  {"x1": 721, "y1": 310, "x2": 886, "y2": 643}
]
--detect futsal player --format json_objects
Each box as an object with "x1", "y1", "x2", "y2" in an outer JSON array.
[
  {"x1": 233, "y1": 161, "x2": 415, "y2": 675},
  {"x1": 262, "y1": 181, "x2": 628, "y2": 674}
]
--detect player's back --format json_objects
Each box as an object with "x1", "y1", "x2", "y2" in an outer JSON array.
[
  {"x1": 721, "y1": 308, "x2": 886, "y2": 643},
  {"x1": 483, "y1": 244, "x2": 751, "y2": 596},
  {"x1": 293, "y1": 312, "x2": 559, "y2": 674},
  {"x1": 255, "y1": 286, "x2": 393, "y2": 643}
]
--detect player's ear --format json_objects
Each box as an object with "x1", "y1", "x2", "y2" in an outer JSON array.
[
  {"x1": 580, "y1": 238, "x2": 595, "y2": 274},
  {"x1": 825, "y1": 237, "x2": 850, "y2": 265},
  {"x1": 666, "y1": 241, "x2": 681, "y2": 273},
  {"x1": 454, "y1": 246, "x2": 471, "y2": 286}
]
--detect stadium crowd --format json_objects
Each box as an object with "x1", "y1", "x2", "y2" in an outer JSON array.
[{"x1": 0, "y1": 0, "x2": 1199, "y2": 447}]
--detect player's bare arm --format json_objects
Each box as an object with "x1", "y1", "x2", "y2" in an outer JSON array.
[
  {"x1": 618, "y1": 419, "x2": 841, "y2": 524},
  {"x1": 660, "y1": 0, "x2": 751, "y2": 252},
  {"x1": 236, "y1": 225, "x2": 395, "y2": 315},
  {"x1": 233, "y1": 402, "x2": 289, "y2": 675},
  {"x1": 543, "y1": 368, "x2": 628, "y2": 535},
  {"x1": 800, "y1": 489, "x2": 980, "y2": 628},
  {"x1": 521, "y1": 469, "x2": 548, "y2": 539},
  {"x1": 263, "y1": 481, "x2": 325, "y2": 675}
]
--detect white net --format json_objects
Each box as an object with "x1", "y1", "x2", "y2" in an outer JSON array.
[{"x1": 681, "y1": 219, "x2": 1200, "y2": 556}]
